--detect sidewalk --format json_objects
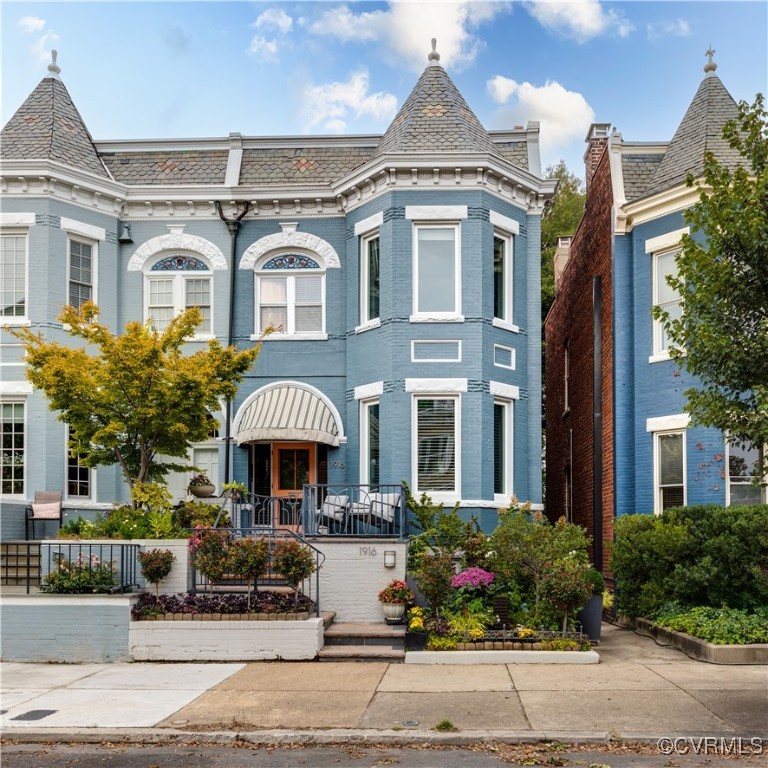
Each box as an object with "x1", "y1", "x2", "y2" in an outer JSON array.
[{"x1": 2, "y1": 624, "x2": 766, "y2": 742}]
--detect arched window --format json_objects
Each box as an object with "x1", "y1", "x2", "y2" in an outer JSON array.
[
  {"x1": 255, "y1": 253, "x2": 325, "y2": 338},
  {"x1": 144, "y1": 253, "x2": 213, "y2": 335}
]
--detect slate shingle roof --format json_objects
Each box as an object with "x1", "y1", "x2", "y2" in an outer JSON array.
[
  {"x1": 1, "y1": 76, "x2": 109, "y2": 179},
  {"x1": 102, "y1": 151, "x2": 229, "y2": 185},
  {"x1": 374, "y1": 63, "x2": 503, "y2": 159},
  {"x1": 493, "y1": 140, "x2": 529, "y2": 170},
  {"x1": 621, "y1": 153, "x2": 664, "y2": 202},
  {"x1": 239, "y1": 146, "x2": 375, "y2": 186},
  {"x1": 640, "y1": 74, "x2": 742, "y2": 199}
]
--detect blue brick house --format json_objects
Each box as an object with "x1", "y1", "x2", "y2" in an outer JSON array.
[
  {"x1": 545, "y1": 56, "x2": 762, "y2": 560},
  {"x1": 1, "y1": 47, "x2": 555, "y2": 537}
]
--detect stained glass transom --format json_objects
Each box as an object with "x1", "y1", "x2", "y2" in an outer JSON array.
[
  {"x1": 262, "y1": 254, "x2": 320, "y2": 270},
  {"x1": 151, "y1": 255, "x2": 209, "y2": 271}
]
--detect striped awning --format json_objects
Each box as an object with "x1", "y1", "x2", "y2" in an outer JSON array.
[{"x1": 235, "y1": 384, "x2": 341, "y2": 446}]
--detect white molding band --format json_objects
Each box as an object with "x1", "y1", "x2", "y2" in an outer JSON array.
[
  {"x1": 128, "y1": 232, "x2": 227, "y2": 271},
  {"x1": 646, "y1": 413, "x2": 691, "y2": 432},
  {"x1": 60, "y1": 217, "x2": 106, "y2": 242},
  {"x1": 405, "y1": 205, "x2": 467, "y2": 221},
  {"x1": 354, "y1": 212, "x2": 383, "y2": 236},
  {"x1": 644, "y1": 227, "x2": 689, "y2": 254},
  {"x1": 240, "y1": 230, "x2": 340, "y2": 270},
  {"x1": 0, "y1": 212, "x2": 35, "y2": 227},
  {"x1": 0, "y1": 381, "x2": 33, "y2": 395},
  {"x1": 405, "y1": 378, "x2": 468, "y2": 393},
  {"x1": 490, "y1": 381, "x2": 520, "y2": 400},
  {"x1": 489, "y1": 211, "x2": 520, "y2": 234},
  {"x1": 354, "y1": 381, "x2": 384, "y2": 401}
]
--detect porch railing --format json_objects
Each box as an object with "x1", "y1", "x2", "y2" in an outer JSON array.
[
  {"x1": 190, "y1": 527, "x2": 325, "y2": 616},
  {"x1": 216, "y1": 493, "x2": 302, "y2": 530},
  {"x1": 301, "y1": 483, "x2": 407, "y2": 539},
  {"x1": 40, "y1": 541, "x2": 140, "y2": 593}
]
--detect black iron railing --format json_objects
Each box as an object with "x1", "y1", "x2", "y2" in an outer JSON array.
[
  {"x1": 215, "y1": 493, "x2": 302, "y2": 530},
  {"x1": 302, "y1": 483, "x2": 407, "y2": 539},
  {"x1": 40, "y1": 542, "x2": 140, "y2": 593},
  {"x1": 0, "y1": 541, "x2": 42, "y2": 593}
]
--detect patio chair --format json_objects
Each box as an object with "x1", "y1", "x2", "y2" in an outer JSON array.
[
  {"x1": 25, "y1": 491, "x2": 63, "y2": 540},
  {"x1": 369, "y1": 492, "x2": 401, "y2": 534},
  {"x1": 316, "y1": 493, "x2": 349, "y2": 534}
]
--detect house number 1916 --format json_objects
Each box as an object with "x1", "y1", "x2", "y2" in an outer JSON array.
[
  {"x1": 329, "y1": 460, "x2": 346, "y2": 468},
  {"x1": 359, "y1": 546, "x2": 377, "y2": 557}
]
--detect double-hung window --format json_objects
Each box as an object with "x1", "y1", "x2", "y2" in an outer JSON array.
[
  {"x1": 654, "y1": 430, "x2": 686, "y2": 512},
  {"x1": 145, "y1": 254, "x2": 212, "y2": 335},
  {"x1": 360, "y1": 233, "x2": 380, "y2": 324},
  {"x1": 493, "y1": 399, "x2": 512, "y2": 498},
  {"x1": 68, "y1": 239, "x2": 94, "y2": 309},
  {"x1": 653, "y1": 249, "x2": 682, "y2": 356},
  {"x1": 1, "y1": 401, "x2": 25, "y2": 496},
  {"x1": 360, "y1": 399, "x2": 380, "y2": 486},
  {"x1": 0, "y1": 233, "x2": 27, "y2": 321},
  {"x1": 493, "y1": 232, "x2": 513, "y2": 323},
  {"x1": 727, "y1": 441, "x2": 764, "y2": 505},
  {"x1": 413, "y1": 226, "x2": 460, "y2": 317},
  {"x1": 256, "y1": 253, "x2": 325, "y2": 338},
  {"x1": 413, "y1": 396, "x2": 458, "y2": 495},
  {"x1": 67, "y1": 451, "x2": 92, "y2": 499}
]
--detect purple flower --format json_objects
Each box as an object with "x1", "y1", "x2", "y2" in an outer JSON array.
[{"x1": 451, "y1": 567, "x2": 495, "y2": 589}]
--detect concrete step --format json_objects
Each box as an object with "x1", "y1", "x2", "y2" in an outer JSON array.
[
  {"x1": 321, "y1": 620, "x2": 405, "y2": 661},
  {"x1": 318, "y1": 645, "x2": 405, "y2": 662}
]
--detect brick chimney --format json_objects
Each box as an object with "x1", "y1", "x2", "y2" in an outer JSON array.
[
  {"x1": 584, "y1": 123, "x2": 611, "y2": 194},
  {"x1": 554, "y1": 236, "x2": 572, "y2": 294}
]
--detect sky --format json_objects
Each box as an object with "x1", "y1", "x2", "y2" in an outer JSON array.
[{"x1": 3, "y1": 1, "x2": 767, "y2": 180}]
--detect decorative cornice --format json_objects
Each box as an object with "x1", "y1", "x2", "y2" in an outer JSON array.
[
  {"x1": 128, "y1": 232, "x2": 227, "y2": 271},
  {"x1": 622, "y1": 184, "x2": 705, "y2": 231},
  {"x1": 240, "y1": 230, "x2": 341, "y2": 270}
]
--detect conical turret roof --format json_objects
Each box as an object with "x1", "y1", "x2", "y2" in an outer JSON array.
[
  {"x1": 642, "y1": 72, "x2": 741, "y2": 198},
  {"x1": 1, "y1": 72, "x2": 110, "y2": 179},
  {"x1": 374, "y1": 49, "x2": 502, "y2": 159}
]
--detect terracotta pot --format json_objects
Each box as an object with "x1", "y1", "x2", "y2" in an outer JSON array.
[
  {"x1": 189, "y1": 484, "x2": 215, "y2": 498},
  {"x1": 381, "y1": 602, "x2": 406, "y2": 623}
]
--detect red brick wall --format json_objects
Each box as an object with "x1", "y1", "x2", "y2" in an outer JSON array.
[{"x1": 544, "y1": 147, "x2": 614, "y2": 571}]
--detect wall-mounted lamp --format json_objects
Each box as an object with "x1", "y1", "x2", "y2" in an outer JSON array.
[
  {"x1": 118, "y1": 223, "x2": 133, "y2": 243},
  {"x1": 384, "y1": 550, "x2": 396, "y2": 568}
]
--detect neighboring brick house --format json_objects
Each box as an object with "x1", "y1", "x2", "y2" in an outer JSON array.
[
  {"x1": 0, "y1": 47, "x2": 555, "y2": 537},
  {"x1": 545, "y1": 56, "x2": 762, "y2": 570}
]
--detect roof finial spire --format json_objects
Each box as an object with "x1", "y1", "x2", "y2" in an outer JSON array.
[
  {"x1": 428, "y1": 38, "x2": 440, "y2": 66},
  {"x1": 47, "y1": 49, "x2": 61, "y2": 79},
  {"x1": 704, "y1": 45, "x2": 717, "y2": 75}
]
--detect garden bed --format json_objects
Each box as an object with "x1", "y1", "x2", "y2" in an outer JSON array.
[{"x1": 405, "y1": 649, "x2": 599, "y2": 664}]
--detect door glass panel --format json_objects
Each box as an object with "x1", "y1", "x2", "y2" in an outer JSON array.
[{"x1": 278, "y1": 448, "x2": 310, "y2": 491}]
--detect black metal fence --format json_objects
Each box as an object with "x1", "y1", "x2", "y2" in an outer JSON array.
[
  {"x1": 40, "y1": 542, "x2": 140, "y2": 593},
  {"x1": 0, "y1": 541, "x2": 42, "y2": 593}
]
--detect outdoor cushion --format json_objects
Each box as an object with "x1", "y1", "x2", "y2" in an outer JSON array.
[
  {"x1": 319, "y1": 494, "x2": 348, "y2": 521},
  {"x1": 369, "y1": 493, "x2": 400, "y2": 522},
  {"x1": 31, "y1": 502, "x2": 61, "y2": 519}
]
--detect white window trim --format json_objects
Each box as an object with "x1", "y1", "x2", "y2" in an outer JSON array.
[
  {"x1": 359, "y1": 397, "x2": 380, "y2": 486},
  {"x1": 354, "y1": 212, "x2": 383, "y2": 236},
  {"x1": 354, "y1": 318, "x2": 381, "y2": 334},
  {"x1": 359, "y1": 230, "x2": 380, "y2": 326},
  {"x1": 66, "y1": 234, "x2": 99, "y2": 309},
  {"x1": 411, "y1": 340, "x2": 462, "y2": 363},
  {"x1": 64, "y1": 427, "x2": 95, "y2": 502},
  {"x1": 653, "y1": 429, "x2": 687, "y2": 514},
  {"x1": 644, "y1": 227, "x2": 689, "y2": 254},
  {"x1": 489, "y1": 380, "x2": 520, "y2": 400},
  {"x1": 143, "y1": 257, "x2": 215, "y2": 340},
  {"x1": 0, "y1": 397, "x2": 27, "y2": 499},
  {"x1": 412, "y1": 393, "x2": 461, "y2": 501},
  {"x1": 493, "y1": 343, "x2": 515, "y2": 371},
  {"x1": 411, "y1": 222, "x2": 462, "y2": 321},
  {"x1": 646, "y1": 413, "x2": 690, "y2": 432},
  {"x1": 650, "y1": 238, "x2": 686, "y2": 359},
  {"x1": 725, "y1": 438, "x2": 766, "y2": 506},
  {"x1": 60, "y1": 217, "x2": 106, "y2": 243},
  {"x1": 354, "y1": 381, "x2": 384, "y2": 401},
  {"x1": 493, "y1": 397, "x2": 514, "y2": 504},
  {"x1": 0, "y1": 227, "x2": 31, "y2": 326},
  {"x1": 491, "y1": 318, "x2": 520, "y2": 333},
  {"x1": 405, "y1": 378, "x2": 468, "y2": 393},
  {"x1": 405, "y1": 205, "x2": 467, "y2": 221},
  {"x1": 493, "y1": 229, "x2": 514, "y2": 324}
]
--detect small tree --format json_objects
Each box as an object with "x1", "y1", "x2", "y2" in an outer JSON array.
[
  {"x1": 189, "y1": 526, "x2": 229, "y2": 587},
  {"x1": 654, "y1": 95, "x2": 768, "y2": 474},
  {"x1": 137, "y1": 548, "x2": 175, "y2": 597},
  {"x1": 413, "y1": 553, "x2": 455, "y2": 616},
  {"x1": 273, "y1": 539, "x2": 316, "y2": 604},
  {"x1": 228, "y1": 537, "x2": 269, "y2": 609},
  {"x1": 12, "y1": 303, "x2": 265, "y2": 503}
]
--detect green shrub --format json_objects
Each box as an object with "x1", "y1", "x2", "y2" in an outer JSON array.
[
  {"x1": 174, "y1": 500, "x2": 228, "y2": 530},
  {"x1": 40, "y1": 553, "x2": 118, "y2": 593},
  {"x1": 654, "y1": 606, "x2": 768, "y2": 645},
  {"x1": 413, "y1": 553, "x2": 455, "y2": 615},
  {"x1": 612, "y1": 505, "x2": 768, "y2": 617},
  {"x1": 137, "y1": 548, "x2": 175, "y2": 596},
  {"x1": 273, "y1": 539, "x2": 316, "y2": 603}
]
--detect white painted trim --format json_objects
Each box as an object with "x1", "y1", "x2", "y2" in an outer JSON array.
[
  {"x1": 128, "y1": 232, "x2": 227, "y2": 271},
  {"x1": 354, "y1": 318, "x2": 381, "y2": 334},
  {"x1": 256, "y1": 332, "x2": 328, "y2": 342},
  {"x1": 359, "y1": 230, "x2": 380, "y2": 326},
  {"x1": 59, "y1": 217, "x2": 106, "y2": 242},
  {"x1": 0, "y1": 213, "x2": 35, "y2": 227},
  {"x1": 405, "y1": 205, "x2": 467, "y2": 220},
  {"x1": 145, "y1": 270, "x2": 215, "y2": 336},
  {"x1": 66, "y1": 234, "x2": 99, "y2": 309},
  {"x1": 359, "y1": 397, "x2": 380, "y2": 486},
  {"x1": 354, "y1": 381, "x2": 384, "y2": 400},
  {"x1": 492, "y1": 229, "x2": 514, "y2": 325},
  {"x1": 489, "y1": 211, "x2": 520, "y2": 234},
  {"x1": 651, "y1": 248, "x2": 682, "y2": 357},
  {"x1": 405, "y1": 378, "x2": 468, "y2": 393},
  {"x1": 644, "y1": 227, "x2": 689, "y2": 254},
  {"x1": 411, "y1": 340, "x2": 462, "y2": 363},
  {"x1": 254, "y1": 267, "x2": 326, "y2": 338},
  {"x1": 493, "y1": 397, "x2": 514, "y2": 501},
  {"x1": 648, "y1": 352, "x2": 673, "y2": 365},
  {"x1": 0, "y1": 229, "x2": 30, "y2": 326},
  {"x1": 412, "y1": 222, "x2": 461, "y2": 320},
  {"x1": 240, "y1": 230, "x2": 340, "y2": 270},
  {"x1": 653, "y1": 429, "x2": 687, "y2": 514},
  {"x1": 409, "y1": 314, "x2": 465, "y2": 324},
  {"x1": 0, "y1": 381, "x2": 33, "y2": 395},
  {"x1": 646, "y1": 413, "x2": 690, "y2": 432},
  {"x1": 354, "y1": 211, "x2": 383, "y2": 235},
  {"x1": 490, "y1": 381, "x2": 520, "y2": 400},
  {"x1": 411, "y1": 393, "x2": 461, "y2": 500},
  {"x1": 459, "y1": 499, "x2": 543, "y2": 510},
  {"x1": 493, "y1": 344, "x2": 516, "y2": 370},
  {"x1": 491, "y1": 318, "x2": 520, "y2": 333},
  {"x1": 224, "y1": 147, "x2": 243, "y2": 187}
]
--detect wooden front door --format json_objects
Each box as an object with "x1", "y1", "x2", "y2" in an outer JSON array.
[{"x1": 271, "y1": 442, "x2": 315, "y2": 528}]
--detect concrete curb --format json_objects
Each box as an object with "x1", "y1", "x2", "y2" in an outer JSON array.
[{"x1": 0, "y1": 727, "x2": 738, "y2": 746}]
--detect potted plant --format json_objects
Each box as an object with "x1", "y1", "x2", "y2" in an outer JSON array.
[
  {"x1": 405, "y1": 606, "x2": 429, "y2": 651},
  {"x1": 577, "y1": 567, "x2": 606, "y2": 642},
  {"x1": 188, "y1": 473, "x2": 215, "y2": 498},
  {"x1": 137, "y1": 548, "x2": 175, "y2": 597},
  {"x1": 377, "y1": 579, "x2": 414, "y2": 623},
  {"x1": 221, "y1": 481, "x2": 248, "y2": 503}
]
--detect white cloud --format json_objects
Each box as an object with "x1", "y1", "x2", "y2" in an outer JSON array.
[
  {"x1": 31, "y1": 31, "x2": 60, "y2": 66},
  {"x1": 251, "y1": 8, "x2": 293, "y2": 34},
  {"x1": 303, "y1": 70, "x2": 397, "y2": 133},
  {"x1": 309, "y1": 2, "x2": 511, "y2": 72},
  {"x1": 247, "y1": 8, "x2": 293, "y2": 61},
  {"x1": 18, "y1": 16, "x2": 46, "y2": 33},
  {"x1": 647, "y1": 19, "x2": 691, "y2": 41},
  {"x1": 487, "y1": 76, "x2": 595, "y2": 163},
  {"x1": 523, "y1": 0, "x2": 633, "y2": 43}
]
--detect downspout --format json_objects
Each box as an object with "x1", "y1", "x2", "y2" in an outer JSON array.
[
  {"x1": 215, "y1": 201, "x2": 250, "y2": 486},
  {"x1": 592, "y1": 276, "x2": 603, "y2": 571}
]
